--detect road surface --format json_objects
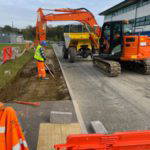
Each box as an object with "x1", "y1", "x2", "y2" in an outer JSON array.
[{"x1": 53, "y1": 43, "x2": 150, "y2": 133}]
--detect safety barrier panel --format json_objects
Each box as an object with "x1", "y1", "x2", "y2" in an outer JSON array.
[
  {"x1": 54, "y1": 131, "x2": 150, "y2": 150},
  {"x1": 3, "y1": 46, "x2": 13, "y2": 63}
]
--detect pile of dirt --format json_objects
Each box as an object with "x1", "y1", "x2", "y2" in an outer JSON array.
[{"x1": 0, "y1": 49, "x2": 71, "y2": 102}]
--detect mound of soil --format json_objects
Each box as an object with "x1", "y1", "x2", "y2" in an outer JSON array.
[{"x1": 0, "y1": 49, "x2": 70, "y2": 102}]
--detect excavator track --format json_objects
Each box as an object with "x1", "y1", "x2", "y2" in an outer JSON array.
[
  {"x1": 93, "y1": 56, "x2": 121, "y2": 77},
  {"x1": 141, "y1": 59, "x2": 150, "y2": 75}
]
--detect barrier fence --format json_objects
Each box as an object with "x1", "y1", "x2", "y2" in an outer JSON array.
[
  {"x1": 3, "y1": 46, "x2": 13, "y2": 63},
  {"x1": 55, "y1": 131, "x2": 150, "y2": 150},
  {"x1": 0, "y1": 43, "x2": 34, "y2": 64}
]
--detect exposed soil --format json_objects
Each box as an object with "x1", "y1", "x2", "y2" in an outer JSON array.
[
  {"x1": 0, "y1": 48, "x2": 75, "y2": 150},
  {"x1": 0, "y1": 49, "x2": 71, "y2": 102}
]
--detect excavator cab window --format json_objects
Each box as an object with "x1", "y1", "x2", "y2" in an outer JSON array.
[
  {"x1": 100, "y1": 21, "x2": 123, "y2": 59},
  {"x1": 111, "y1": 22, "x2": 123, "y2": 57},
  {"x1": 123, "y1": 24, "x2": 133, "y2": 35},
  {"x1": 100, "y1": 23, "x2": 111, "y2": 54}
]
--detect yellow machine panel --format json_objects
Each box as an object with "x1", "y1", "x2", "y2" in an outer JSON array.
[{"x1": 64, "y1": 32, "x2": 98, "y2": 51}]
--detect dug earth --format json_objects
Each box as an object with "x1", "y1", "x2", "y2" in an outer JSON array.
[{"x1": 0, "y1": 48, "x2": 71, "y2": 102}]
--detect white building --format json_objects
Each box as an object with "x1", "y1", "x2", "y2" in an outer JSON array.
[
  {"x1": 16, "y1": 35, "x2": 24, "y2": 43},
  {"x1": 100, "y1": 0, "x2": 150, "y2": 34},
  {"x1": 0, "y1": 33, "x2": 24, "y2": 43}
]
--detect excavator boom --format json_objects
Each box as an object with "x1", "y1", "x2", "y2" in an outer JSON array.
[{"x1": 36, "y1": 8, "x2": 101, "y2": 48}]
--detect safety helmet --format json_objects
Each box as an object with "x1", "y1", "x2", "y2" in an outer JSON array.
[{"x1": 40, "y1": 40, "x2": 48, "y2": 46}]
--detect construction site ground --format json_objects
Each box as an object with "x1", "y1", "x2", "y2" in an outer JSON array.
[
  {"x1": 1, "y1": 43, "x2": 150, "y2": 149},
  {"x1": 0, "y1": 48, "x2": 70, "y2": 102},
  {"x1": 53, "y1": 43, "x2": 150, "y2": 133},
  {"x1": 0, "y1": 48, "x2": 78, "y2": 150}
]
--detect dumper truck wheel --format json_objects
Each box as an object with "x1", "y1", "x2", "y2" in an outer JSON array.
[
  {"x1": 68, "y1": 47, "x2": 76, "y2": 63},
  {"x1": 62, "y1": 46, "x2": 68, "y2": 59}
]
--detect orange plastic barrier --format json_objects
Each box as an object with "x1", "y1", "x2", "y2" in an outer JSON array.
[
  {"x1": 0, "y1": 103, "x2": 29, "y2": 150},
  {"x1": 3, "y1": 46, "x2": 13, "y2": 63},
  {"x1": 54, "y1": 131, "x2": 150, "y2": 150}
]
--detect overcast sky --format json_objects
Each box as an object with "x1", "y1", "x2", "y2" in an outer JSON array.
[{"x1": 0, "y1": 0, "x2": 123, "y2": 28}]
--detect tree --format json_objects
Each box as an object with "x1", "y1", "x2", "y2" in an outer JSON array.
[
  {"x1": 3, "y1": 25, "x2": 12, "y2": 32},
  {"x1": 0, "y1": 24, "x2": 87, "y2": 41}
]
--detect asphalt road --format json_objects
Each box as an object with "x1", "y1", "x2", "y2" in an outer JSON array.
[{"x1": 53, "y1": 43, "x2": 150, "y2": 133}]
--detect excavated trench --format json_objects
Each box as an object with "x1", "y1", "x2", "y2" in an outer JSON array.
[{"x1": 0, "y1": 49, "x2": 71, "y2": 102}]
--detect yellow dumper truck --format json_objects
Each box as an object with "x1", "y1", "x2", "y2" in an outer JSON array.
[{"x1": 62, "y1": 32, "x2": 98, "y2": 63}]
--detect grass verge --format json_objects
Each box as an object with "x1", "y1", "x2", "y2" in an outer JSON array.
[
  {"x1": 0, "y1": 43, "x2": 26, "y2": 52},
  {"x1": 0, "y1": 50, "x2": 34, "y2": 89}
]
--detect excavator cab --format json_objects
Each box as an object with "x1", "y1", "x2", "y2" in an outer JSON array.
[
  {"x1": 94, "y1": 20, "x2": 150, "y2": 76},
  {"x1": 99, "y1": 21, "x2": 132, "y2": 60}
]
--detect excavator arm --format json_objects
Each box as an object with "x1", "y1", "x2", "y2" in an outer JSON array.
[
  {"x1": 36, "y1": 8, "x2": 101, "y2": 48},
  {"x1": 36, "y1": 8, "x2": 47, "y2": 42}
]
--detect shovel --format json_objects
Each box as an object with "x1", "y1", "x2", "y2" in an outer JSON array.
[{"x1": 45, "y1": 63, "x2": 56, "y2": 80}]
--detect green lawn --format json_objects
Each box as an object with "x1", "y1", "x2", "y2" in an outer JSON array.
[
  {"x1": 0, "y1": 43, "x2": 26, "y2": 52},
  {"x1": 0, "y1": 44, "x2": 34, "y2": 89}
]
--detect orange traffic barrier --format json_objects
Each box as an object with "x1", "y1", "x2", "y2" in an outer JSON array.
[
  {"x1": 54, "y1": 131, "x2": 150, "y2": 150},
  {"x1": 3, "y1": 46, "x2": 13, "y2": 63},
  {"x1": 14, "y1": 101, "x2": 41, "y2": 106},
  {"x1": 0, "y1": 103, "x2": 29, "y2": 150}
]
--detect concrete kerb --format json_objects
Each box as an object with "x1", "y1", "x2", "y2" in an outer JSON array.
[
  {"x1": 91, "y1": 121, "x2": 108, "y2": 134},
  {"x1": 52, "y1": 44, "x2": 88, "y2": 133},
  {"x1": 50, "y1": 111, "x2": 73, "y2": 123}
]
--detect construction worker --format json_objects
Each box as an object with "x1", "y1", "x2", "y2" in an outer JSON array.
[
  {"x1": 0, "y1": 102, "x2": 29, "y2": 150},
  {"x1": 34, "y1": 40, "x2": 48, "y2": 80}
]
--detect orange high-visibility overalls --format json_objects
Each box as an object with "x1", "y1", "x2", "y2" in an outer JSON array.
[
  {"x1": 36, "y1": 61, "x2": 46, "y2": 78},
  {"x1": 0, "y1": 103, "x2": 29, "y2": 150}
]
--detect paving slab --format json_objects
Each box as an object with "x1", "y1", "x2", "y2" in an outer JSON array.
[
  {"x1": 37, "y1": 123, "x2": 81, "y2": 150},
  {"x1": 50, "y1": 111, "x2": 73, "y2": 123},
  {"x1": 53, "y1": 43, "x2": 150, "y2": 133}
]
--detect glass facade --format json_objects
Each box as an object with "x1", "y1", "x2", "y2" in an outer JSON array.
[
  {"x1": 134, "y1": 15, "x2": 150, "y2": 27},
  {"x1": 127, "y1": 15, "x2": 150, "y2": 27},
  {"x1": 105, "y1": 0, "x2": 150, "y2": 20}
]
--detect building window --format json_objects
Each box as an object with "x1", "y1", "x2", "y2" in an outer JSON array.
[
  {"x1": 135, "y1": 16, "x2": 145, "y2": 27},
  {"x1": 143, "y1": 0, "x2": 150, "y2": 6},
  {"x1": 105, "y1": 15, "x2": 111, "y2": 20},
  {"x1": 145, "y1": 15, "x2": 150, "y2": 25},
  {"x1": 129, "y1": 15, "x2": 150, "y2": 27},
  {"x1": 136, "y1": 17, "x2": 145, "y2": 22}
]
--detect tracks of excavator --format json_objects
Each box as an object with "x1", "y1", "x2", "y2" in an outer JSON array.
[{"x1": 93, "y1": 56, "x2": 150, "y2": 77}]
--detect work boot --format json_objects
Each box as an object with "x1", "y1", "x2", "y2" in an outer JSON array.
[
  {"x1": 39, "y1": 77, "x2": 43, "y2": 80},
  {"x1": 42, "y1": 77, "x2": 49, "y2": 80}
]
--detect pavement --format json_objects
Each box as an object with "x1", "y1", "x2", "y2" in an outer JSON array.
[
  {"x1": 53, "y1": 43, "x2": 150, "y2": 133},
  {"x1": 6, "y1": 101, "x2": 77, "y2": 150}
]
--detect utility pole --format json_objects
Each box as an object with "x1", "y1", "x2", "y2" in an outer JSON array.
[
  {"x1": 12, "y1": 21, "x2": 14, "y2": 29},
  {"x1": 12, "y1": 21, "x2": 14, "y2": 33}
]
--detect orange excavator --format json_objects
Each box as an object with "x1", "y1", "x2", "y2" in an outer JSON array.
[
  {"x1": 36, "y1": 8, "x2": 150, "y2": 76},
  {"x1": 36, "y1": 8, "x2": 100, "y2": 48}
]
